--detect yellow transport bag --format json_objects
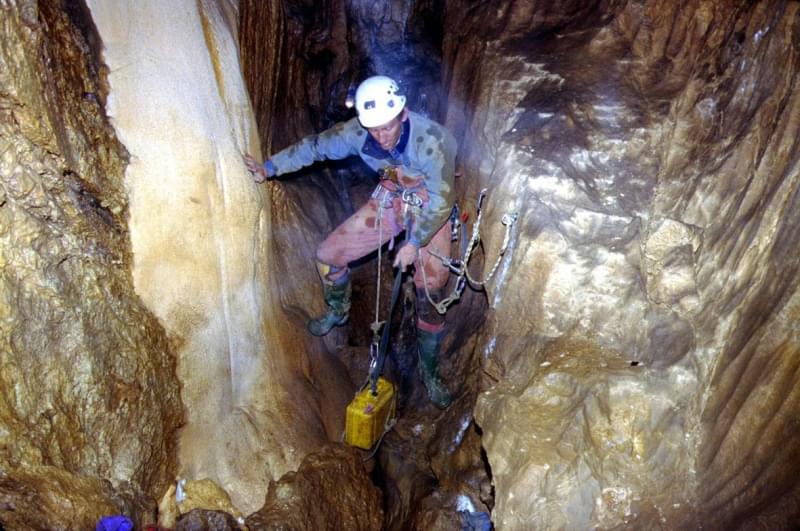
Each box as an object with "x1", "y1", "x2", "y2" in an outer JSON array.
[{"x1": 345, "y1": 377, "x2": 396, "y2": 450}]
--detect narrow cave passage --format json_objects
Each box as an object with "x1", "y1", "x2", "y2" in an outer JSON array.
[
  {"x1": 238, "y1": 2, "x2": 497, "y2": 528},
  {"x1": 157, "y1": 0, "x2": 800, "y2": 526},
  {"x1": 2, "y1": 1, "x2": 800, "y2": 530}
]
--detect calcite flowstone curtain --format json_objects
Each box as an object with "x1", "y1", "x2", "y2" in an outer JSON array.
[{"x1": 87, "y1": 0, "x2": 323, "y2": 513}]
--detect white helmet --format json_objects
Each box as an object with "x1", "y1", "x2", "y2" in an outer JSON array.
[{"x1": 355, "y1": 75, "x2": 406, "y2": 128}]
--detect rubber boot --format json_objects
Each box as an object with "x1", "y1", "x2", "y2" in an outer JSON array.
[
  {"x1": 417, "y1": 328, "x2": 452, "y2": 408},
  {"x1": 307, "y1": 275, "x2": 351, "y2": 336}
]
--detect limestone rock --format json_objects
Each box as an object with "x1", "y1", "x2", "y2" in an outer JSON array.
[
  {"x1": 176, "y1": 508, "x2": 243, "y2": 531},
  {"x1": 87, "y1": 0, "x2": 345, "y2": 514},
  {"x1": 246, "y1": 444, "x2": 383, "y2": 530},
  {"x1": 445, "y1": 0, "x2": 800, "y2": 528},
  {"x1": 0, "y1": 1, "x2": 181, "y2": 526},
  {"x1": 0, "y1": 466, "x2": 146, "y2": 531},
  {"x1": 157, "y1": 478, "x2": 244, "y2": 528}
]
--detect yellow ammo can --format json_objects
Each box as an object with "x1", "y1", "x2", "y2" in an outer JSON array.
[{"x1": 345, "y1": 377, "x2": 397, "y2": 450}]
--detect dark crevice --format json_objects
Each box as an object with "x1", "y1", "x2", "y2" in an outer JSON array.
[
  {"x1": 62, "y1": 0, "x2": 109, "y2": 109},
  {"x1": 474, "y1": 422, "x2": 495, "y2": 512},
  {"x1": 63, "y1": 170, "x2": 120, "y2": 232}
]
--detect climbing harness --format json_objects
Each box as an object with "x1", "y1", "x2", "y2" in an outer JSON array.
[{"x1": 421, "y1": 188, "x2": 519, "y2": 314}]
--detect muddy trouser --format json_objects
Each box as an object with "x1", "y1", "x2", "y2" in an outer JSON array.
[{"x1": 316, "y1": 186, "x2": 451, "y2": 332}]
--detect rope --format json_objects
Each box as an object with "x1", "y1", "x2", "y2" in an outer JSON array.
[
  {"x1": 421, "y1": 191, "x2": 518, "y2": 314},
  {"x1": 420, "y1": 253, "x2": 458, "y2": 315},
  {"x1": 432, "y1": 211, "x2": 517, "y2": 287},
  {"x1": 354, "y1": 193, "x2": 404, "y2": 459},
  {"x1": 367, "y1": 189, "x2": 410, "y2": 394},
  {"x1": 375, "y1": 201, "x2": 383, "y2": 326},
  {"x1": 361, "y1": 416, "x2": 397, "y2": 462}
]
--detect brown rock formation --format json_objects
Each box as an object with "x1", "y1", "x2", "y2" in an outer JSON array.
[
  {"x1": 176, "y1": 508, "x2": 243, "y2": 530},
  {"x1": 245, "y1": 444, "x2": 383, "y2": 530},
  {"x1": 87, "y1": 0, "x2": 360, "y2": 514},
  {"x1": 2, "y1": 0, "x2": 799, "y2": 529},
  {"x1": 0, "y1": 0, "x2": 182, "y2": 527},
  {"x1": 443, "y1": 0, "x2": 800, "y2": 528}
]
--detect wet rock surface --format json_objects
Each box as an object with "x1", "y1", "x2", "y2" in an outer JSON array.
[
  {"x1": 176, "y1": 509, "x2": 243, "y2": 531},
  {"x1": 443, "y1": 0, "x2": 800, "y2": 528},
  {"x1": 87, "y1": 0, "x2": 356, "y2": 515},
  {"x1": 245, "y1": 444, "x2": 382, "y2": 530},
  {"x1": 0, "y1": 1, "x2": 181, "y2": 527},
  {"x1": 2, "y1": 0, "x2": 800, "y2": 529},
  {"x1": 0, "y1": 466, "x2": 155, "y2": 530},
  {"x1": 158, "y1": 478, "x2": 245, "y2": 528}
]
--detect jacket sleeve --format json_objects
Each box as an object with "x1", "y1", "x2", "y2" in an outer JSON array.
[
  {"x1": 269, "y1": 119, "x2": 361, "y2": 175},
  {"x1": 409, "y1": 132, "x2": 457, "y2": 247}
]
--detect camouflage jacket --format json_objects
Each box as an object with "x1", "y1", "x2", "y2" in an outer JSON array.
[{"x1": 270, "y1": 111, "x2": 457, "y2": 247}]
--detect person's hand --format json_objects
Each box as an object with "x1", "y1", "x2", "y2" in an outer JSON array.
[
  {"x1": 243, "y1": 153, "x2": 270, "y2": 183},
  {"x1": 393, "y1": 243, "x2": 419, "y2": 271}
]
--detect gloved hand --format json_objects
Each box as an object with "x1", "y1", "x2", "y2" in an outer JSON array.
[
  {"x1": 243, "y1": 153, "x2": 275, "y2": 183},
  {"x1": 393, "y1": 242, "x2": 419, "y2": 271}
]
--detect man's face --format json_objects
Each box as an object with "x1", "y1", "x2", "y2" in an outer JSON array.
[{"x1": 367, "y1": 110, "x2": 407, "y2": 151}]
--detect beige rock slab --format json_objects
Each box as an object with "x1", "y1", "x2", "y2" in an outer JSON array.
[{"x1": 87, "y1": 0, "x2": 322, "y2": 513}]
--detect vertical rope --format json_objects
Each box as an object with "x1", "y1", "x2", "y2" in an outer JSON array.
[{"x1": 374, "y1": 199, "x2": 383, "y2": 326}]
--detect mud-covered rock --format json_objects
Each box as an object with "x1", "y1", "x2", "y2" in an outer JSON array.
[
  {"x1": 246, "y1": 445, "x2": 382, "y2": 530},
  {"x1": 0, "y1": 1, "x2": 181, "y2": 526},
  {"x1": 176, "y1": 508, "x2": 243, "y2": 531},
  {"x1": 445, "y1": 0, "x2": 800, "y2": 528}
]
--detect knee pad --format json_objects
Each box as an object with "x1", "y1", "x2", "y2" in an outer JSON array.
[{"x1": 315, "y1": 260, "x2": 348, "y2": 283}]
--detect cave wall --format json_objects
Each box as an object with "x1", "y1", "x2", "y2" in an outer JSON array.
[
  {"x1": 2, "y1": 0, "x2": 799, "y2": 528},
  {"x1": 240, "y1": 0, "x2": 351, "y2": 153},
  {"x1": 0, "y1": 1, "x2": 182, "y2": 527},
  {"x1": 235, "y1": 0, "x2": 800, "y2": 527},
  {"x1": 240, "y1": 0, "x2": 446, "y2": 150},
  {"x1": 442, "y1": 0, "x2": 800, "y2": 528},
  {"x1": 86, "y1": 0, "x2": 351, "y2": 515}
]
